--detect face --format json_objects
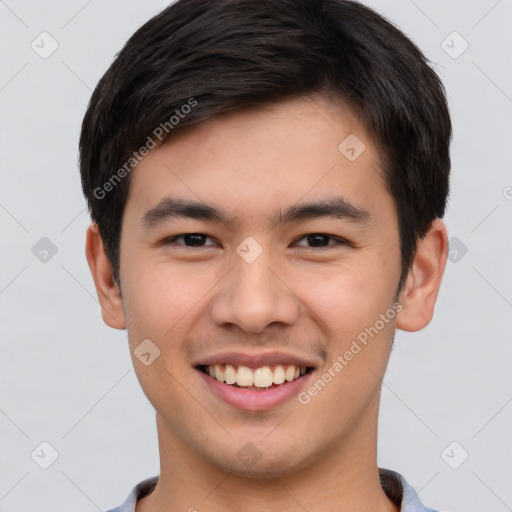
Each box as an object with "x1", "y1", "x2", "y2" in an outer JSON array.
[{"x1": 115, "y1": 96, "x2": 404, "y2": 476}]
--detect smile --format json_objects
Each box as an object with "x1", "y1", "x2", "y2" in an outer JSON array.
[
  {"x1": 196, "y1": 361, "x2": 315, "y2": 411},
  {"x1": 199, "y1": 363, "x2": 311, "y2": 390}
]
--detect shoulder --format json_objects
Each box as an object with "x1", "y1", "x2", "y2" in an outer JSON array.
[
  {"x1": 105, "y1": 476, "x2": 159, "y2": 512},
  {"x1": 379, "y1": 468, "x2": 440, "y2": 512}
]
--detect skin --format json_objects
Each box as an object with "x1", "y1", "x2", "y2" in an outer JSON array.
[{"x1": 86, "y1": 95, "x2": 448, "y2": 512}]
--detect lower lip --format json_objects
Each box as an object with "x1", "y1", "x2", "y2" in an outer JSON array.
[{"x1": 196, "y1": 368, "x2": 314, "y2": 411}]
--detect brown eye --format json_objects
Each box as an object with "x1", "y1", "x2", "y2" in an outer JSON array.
[
  {"x1": 164, "y1": 233, "x2": 218, "y2": 247},
  {"x1": 293, "y1": 233, "x2": 348, "y2": 248}
]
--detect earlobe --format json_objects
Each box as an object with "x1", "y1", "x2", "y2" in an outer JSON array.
[
  {"x1": 85, "y1": 223, "x2": 127, "y2": 330},
  {"x1": 396, "y1": 219, "x2": 449, "y2": 332}
]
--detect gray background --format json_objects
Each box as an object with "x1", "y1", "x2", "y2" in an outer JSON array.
[{"x1": 1, "y1": 0, "x2": 511, "y2": 510}]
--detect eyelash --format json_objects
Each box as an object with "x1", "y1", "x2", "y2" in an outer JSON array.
[{"x1": 162, "y1": 233, "x2": 351, "y2": 249}]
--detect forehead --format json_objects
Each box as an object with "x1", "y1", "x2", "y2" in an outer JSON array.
[{"x1": 123, "y1": 95, "x2": 391, "y2": 228}]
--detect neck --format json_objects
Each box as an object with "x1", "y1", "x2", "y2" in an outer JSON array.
[{"x1": 137, "y1": 401, "x2": 399, "y2": 512}]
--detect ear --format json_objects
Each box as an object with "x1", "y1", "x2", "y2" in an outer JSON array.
[
  {"x1": 85, "y1": 222, "x2": 126, "y2": 330},
  {"x1": 396, "y1": 219, "x2": 448, "y2": 332}
]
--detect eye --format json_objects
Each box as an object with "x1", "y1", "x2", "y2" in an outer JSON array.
[
  {"x1": 163, "y1": 233, "x2": 219, "y2": 247},
  {"x1": 293, "y1": 233, "x2": 349, "y2": 248}
]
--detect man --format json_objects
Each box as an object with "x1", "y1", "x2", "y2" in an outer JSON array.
[{"x1": 81, "y1": 1, "x2": 451, "y2": 510}]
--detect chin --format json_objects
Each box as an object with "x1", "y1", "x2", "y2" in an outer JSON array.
[{"x1": 206, "y1": 443, "x2": 316, "y2": 479}]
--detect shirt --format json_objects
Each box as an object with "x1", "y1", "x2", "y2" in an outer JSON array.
[{"x1": 106, "y1": 468, "x2": 439, "y2": 512}]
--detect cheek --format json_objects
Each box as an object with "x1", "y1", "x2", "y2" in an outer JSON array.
[
  {"x1": 121, "y1": 267, "x2": 200, "y2": 414},
  {"x1": 122, "y1": 258, "x2": 211, "y2": 342},
  {"x1": 297, "y1": 257, "x2": 398, "y2": 339}
]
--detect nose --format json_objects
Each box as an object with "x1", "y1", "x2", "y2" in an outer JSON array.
[{"x1": 210, "y1": 247, "x2": 299, "y2": 334}]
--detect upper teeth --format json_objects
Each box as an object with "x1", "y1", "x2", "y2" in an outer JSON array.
[{"x1": 206, "y1": 364, "x2": 307, "y2": 388}]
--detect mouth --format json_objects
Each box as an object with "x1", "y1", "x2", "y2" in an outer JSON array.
[
  {"x1": 195, "y1": 361, "x2": 316, "y2": 411},
  {"x1": 197, "y1": 363, "x2": 314, "y2": 390}
]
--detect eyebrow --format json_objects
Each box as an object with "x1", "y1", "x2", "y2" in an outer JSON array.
[{"x1": 140, "y1": 196, "x2": 370, "y2": 230}]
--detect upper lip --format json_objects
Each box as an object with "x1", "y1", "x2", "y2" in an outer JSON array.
[{"x1": 194, "y1": 351, "x2": 318, "y2": 369}]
